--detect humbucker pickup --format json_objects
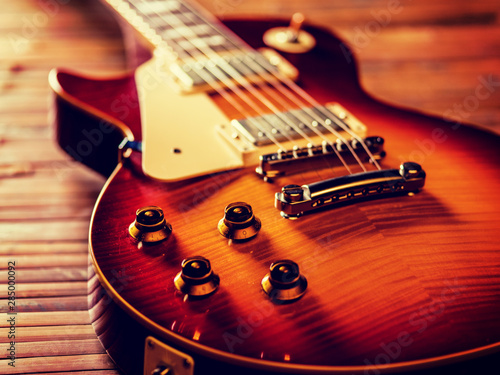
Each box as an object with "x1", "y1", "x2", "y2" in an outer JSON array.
[
  {"x1": 231, "y1": 104, "x2": 366, "y2": 147},
  {"x1": 256, "y1": 136, "x2": 386, "y2": 180},
  {"x1": 275, "y1": 162, "x2": 426, "y2": 218}
]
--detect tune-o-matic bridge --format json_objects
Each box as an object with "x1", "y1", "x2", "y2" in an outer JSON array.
[
  {"x1": 275, "y1": 162, "x2": 426, "y2": 218},
  {"x1": 256, "y1": 136, "x2": 386, "y2": 180}
]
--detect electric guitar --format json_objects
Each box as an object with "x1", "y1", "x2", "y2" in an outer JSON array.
[{"x1": 49, "y1": 0, "x2": 500, "y2": 374}]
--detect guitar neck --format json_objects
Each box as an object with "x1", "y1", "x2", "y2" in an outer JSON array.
[{"x1": 104, "y1": 0, "x2": 247, "y2": 59}]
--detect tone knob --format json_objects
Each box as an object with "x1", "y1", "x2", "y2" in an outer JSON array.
[
  {"x1": 174, "y1": 256, "x2": 219, "y2": 297},
  {"x1": 218, "y1": 202, "x2": 261, "y2": 241},
  {"x1": 129, "y1": 206, "x2": 172, "y2": 243},
  {"x1": 261, "y1": 260, "x2": 307, "y2": 303}
]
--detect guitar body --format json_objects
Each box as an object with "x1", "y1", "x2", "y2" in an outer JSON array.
[{"x1": 51, "y1": 17, "x2": 500, "y2": 375}]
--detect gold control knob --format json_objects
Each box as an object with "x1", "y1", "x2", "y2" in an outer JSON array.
[
  {"x1": 218, "y1": 202, "x2": 261, "y2": 241},
  {"x1": 262, "y1": 260, "x2": 307, "y2": 303},
  {"x1": 129, "y1": 206, "x2": 172, "y2": 243},
  {"x1": 263, "y1": 13, "x2": 316, "y2": 54},
  {"x1": 174, "y1": 256, "x2": 219, "y2": 297}
]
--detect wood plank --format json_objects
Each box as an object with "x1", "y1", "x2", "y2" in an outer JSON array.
[
  {"x1": 0, "y1": 178, "x2": 102, "y2": 195},
  {"x1": 0, "y1": 242, "x2": 87, "y2": 255},
  {"x1": 0, "y1": 311, "x2": 91, "y2": 327},
  {"x1": 0, "y1": 195, "x2": 96, "y2": 210},
  {"x1": 0, "y1": 205, "x2": 95, "y2": 221},
  {"x1": 0, "y1": 325, "x2": 97, "y2": 343},
  {"x1": 6, "y1": 339, "x2": 106, "y2": 358},
  {"x1": 0, "y1": 221, "x2": 91, "y2": 242},
  {"x1": 0, "y1": 140, "x2": 68, "y2": 163},
  {"x1": 0, "y1": 281, "x2": 87, "y2": 298},
  {"x1": 0, "y1": 295, "x2": 87, "y2": 312},
  {"x1": 0, "y1": 354, "x2": 116, "y2": 374},
  {"x1": 0, "y1": 254, "x2": 88, "y2": 268},
  {"x1": 0, "y1": 268, "x2": 87, "y2": 282}
]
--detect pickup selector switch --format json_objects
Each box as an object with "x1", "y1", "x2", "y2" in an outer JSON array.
[
  {"x1": 218, "y1": 202, "x2": 261, "y2": 241},
  {"x1": 174, "y1": 256, "x2": 219, "y2": 297},
  {"x1": 263, "y1": 13, "x2": 316, "y2": 54},
  {"x1": 129, "y1": 206, "x2": 172, "y2": 243}
]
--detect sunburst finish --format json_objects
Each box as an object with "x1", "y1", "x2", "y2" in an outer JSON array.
[{"x1": 51, "y1": 16, "x2": 500, "y2": 375}]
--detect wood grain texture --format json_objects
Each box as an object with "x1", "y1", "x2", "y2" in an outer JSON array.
[{"x1": 1, "y1": 0, "x2": 499, "y2": 374}]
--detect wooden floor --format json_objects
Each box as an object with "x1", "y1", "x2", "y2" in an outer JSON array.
[{"x1": 0, "y1": 0, "x2": 498, "y2": 374}]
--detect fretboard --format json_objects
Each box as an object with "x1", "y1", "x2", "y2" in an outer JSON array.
[{"x1": 105, "y1": 0, "x2": 246, "y2": 59}]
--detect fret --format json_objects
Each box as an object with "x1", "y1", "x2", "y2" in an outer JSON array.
[
  {"x1": 161, "y1": 13, "x2": 189, "y2": 27},
  {"x1": 176, "y1": 37, "x2": 228, "y2": 54},
  {"x1": 117, "y1": 0, "x2": 271, "y2": 91},
  {"x1": 191, "y1": 35, "x2": 227, "y2": 49},
  {"x1": 132, "y1": 0, "x2": 180, "y2": 15},
  {"x1": 122, "y1": 0, "x2": 243, "y2": 53},
  {"x1": 162, "y1": 25, "x2": 213, "y2": 40},
  {"x1": 169, "y1": 52, "x2": 277, "y2": 91}
]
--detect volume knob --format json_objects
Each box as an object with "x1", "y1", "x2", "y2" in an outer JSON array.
[
  {"x1": 218, "y1": 202, "x2": 261, "y2": 241},
  {"x1": 129, "y1": 206, "x2": 172, "y2": 243},
  {"x1": 174, "y1": 256, "x2": 219, "y2": 297},
  {"x1": 261, "y1": 260, "x2": 307, "y2": 303}
]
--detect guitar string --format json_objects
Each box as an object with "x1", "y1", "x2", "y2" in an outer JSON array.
[
  {"x1": 131, "y1": 0, "x2": 356, "y2": 171},
  {"x1": 176, "y1": 1, "x2": 383, "y2": 171},
  {"x1": 133, "y1": 0, "x2": 307, "y2": 150},
  {"x1": 216, "y1": 37, "x2": 382, "y2": 171},
  {"x1": 176, "y1": 0, "x2": 381, "y2": 171},
  {"x1": 214, "y1": 35, "x2": 382, "y2": 171},
  {"x1": 150, "y1": 4, "x2": 323, "y2": 148},
  {"x1": 167, "y1": 0, "x2": 361, "y2": 173},
  {"x1": 131, "y1": 0, "x2": 372, "y2": 174},
  {"x1": 127, "y1": 1, "x2": 290, "y2": 150},
  {"x1": 138, "y1": 0, "x2": 317, "y2": 148},
  {"x1": 215, "y1": 52, "x2": 354, "y2": 174},
  {"x1": 118, "y1": 0, "x2": 291, "y2": 150}
]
